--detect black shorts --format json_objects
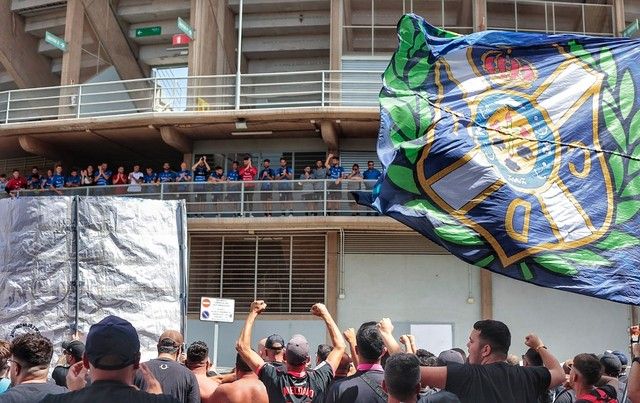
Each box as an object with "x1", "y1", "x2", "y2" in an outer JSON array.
[
  {"x1": 302, "y1": 193, "x2": 315, "y2": 201},
  {"x1": 280, "y1": 192, "x2": 293, "y2": 201},
  {"x1": 261, "y1": 191, "x2": 273, "y2": 201}
]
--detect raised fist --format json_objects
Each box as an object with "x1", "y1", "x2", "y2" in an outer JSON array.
[
  {"x1": 377, "y1": 318, "x2": 394, "y2": 334},
  {"x1": 310, "y1": 303, "x2": 329, "y2": 318},
  {"x1": 250, "y1": 300, "x2": 267, "y2": 315}
]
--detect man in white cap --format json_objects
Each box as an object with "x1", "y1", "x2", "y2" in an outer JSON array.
[{"x1": 236, "y1": 300, "x2": 345, "y2": 403}]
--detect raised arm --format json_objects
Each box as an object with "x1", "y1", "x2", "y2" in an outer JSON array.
[
  {"x1": 628, "y1": 343, "x2": 640, "y2": 402},
  {"x1": 377, "y1": 318, "x2": 402, "y2": 355},
  {"x1": 311, "y1": 303, "x2": 345, "y2": 371},
  {"x1": 324, "y1": 154, "x2": 333, "y2": 171},
  {"x1": 525, "y1": 334, "x2": 565, "y2": 389},
  {"x1": 343, "y1": 328, "x2": 359, "y2": 367},
  {"x1": 236, "y1": 300, "x2": 267, "y2": 373}
]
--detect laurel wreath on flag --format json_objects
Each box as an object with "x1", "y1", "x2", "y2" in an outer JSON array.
[{"x1": 382, "y1": 20, "x2": 640, "y2": 278}]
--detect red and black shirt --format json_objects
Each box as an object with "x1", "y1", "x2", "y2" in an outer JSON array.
[{"x1": 257, "y1": 361, "x2": 334, "y2": 403}]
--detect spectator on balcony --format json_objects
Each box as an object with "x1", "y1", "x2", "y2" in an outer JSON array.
[
  {"x1": 363, "y1": 161, "x2": 382, "y2": 183},
  {"x1": 346, "y1": 164, "x2": 364, "y2": 216},
  {"x1": 80, "y1": 166, "x2": 94, "y2": 186},
  {"x1": 112, "y1": 166, "x2": 127, "y2": 194},
  {"x1": 66, "y1": 168, "x2": 81, "y2": 188},
  {"x1": 276, "y1": 158, "x2": 293, "y2": 216},
  {"x1": 176, "y1": 162, "x2": 192, "y2": 197},
  {"x1": 113, "y1": 166, "x2": 127, "y2": 186},
  {"x1": 0, "y1": 174, "x2": 6, "y2": 193},
  {"x1": 326, "y1": 154, "x2": 345, "y2": 215},
  {"x1": 9, "y1": 171, "x2": 31, "y2": 196},
  {"x1": 312, "y1": 159, "x2": 327, "y2": 198},
  {"x1": 258, "y1": 159, "x2": 275, "y2": 217},
  {"x1": 157, "y1": 163, "x2": 177, "y2": 184},
  {"x1": 128, "y1": 164, "x2": 144, "y2": 193},
  {"x1": 95, "y1": 163, "x2": 112, "y2": 186},
  {"x1": 29, "y1": 167, "x2": 41, "y2": 188},
  {"x1": 41, "y1": 169, "x2": 54, "y2": 190},
  {"x1": 191, "y1": 157, "x2": 211, "y2": 215},
  {"x1": 239, "y1": 156, "x2": 258, "y2": 217},
  {"x1": 226, "y1": 161, "x2": 241, "y2": 215},
  {"x1": 208, "y1": 166, "x2": 226, "y2": 217},
  {"x1": 143, "y1": 167, "x2": 157, "y2": 184},
  {"x1": 52, "y1": 164, "x2": 66, "y2": 189},
  {"x1": 299, "y1": 166, "x2": 316, "y2": 216}
]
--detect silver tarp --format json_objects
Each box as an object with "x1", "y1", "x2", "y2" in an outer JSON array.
[{"x1": 0, "y1": 196, "x2": 187, "y2": 359}]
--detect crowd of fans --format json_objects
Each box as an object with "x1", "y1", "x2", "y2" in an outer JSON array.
[
  {"x1": 0, "y1": 155, "x2": 382, "y2": 215},
  {"x1": 0, "y1": 301, "x2": 637, "y2": 403}
]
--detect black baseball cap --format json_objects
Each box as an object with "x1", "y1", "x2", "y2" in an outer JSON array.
[
  {"x1": 62, "y1": 340, "x2": 85, "y2": 361},
  {"x1": 86, "y1": 315, "x2": 140, "y2": 370},
  {"x1": 265, "y1": 334, "x2": 284, "y2": 350}
]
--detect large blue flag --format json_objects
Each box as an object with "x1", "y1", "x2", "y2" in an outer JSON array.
[{"x1": 363, "y1": 14, "x2": 640, "y2": 304}]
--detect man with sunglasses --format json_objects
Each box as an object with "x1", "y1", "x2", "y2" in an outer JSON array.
[
  {"x1": 135, "y1": 330, "x2": 200, "y2": 403},
  {"x1": 0, "y1": 333, "x2": 66, "y2": 402}
]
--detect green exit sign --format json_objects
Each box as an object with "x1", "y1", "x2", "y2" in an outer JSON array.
[
  {"x1": 45, "y1": 31, "x2": 67, "y2": 52},
  {"x1": 135, "y1": 26, "x2": 162, "y2": 38}
]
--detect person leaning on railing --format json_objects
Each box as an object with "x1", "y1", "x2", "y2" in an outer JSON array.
[{"x1": 299, "y1": 166, "x2": 316, "y2": 216}]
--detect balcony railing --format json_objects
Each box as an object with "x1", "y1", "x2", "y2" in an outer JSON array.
[
  {"x1": 0, "y1": 70, "x2": 383, "y2": 124},
  {"x1": 15, "y1": 179, "x2": 379, "y2": 217}
]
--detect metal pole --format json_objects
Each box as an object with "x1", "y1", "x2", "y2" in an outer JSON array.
[
  {"x1": 240, "y1": 182, "x2": 245, "y2": 217},
  {"x1": 76, "y1": 85, "x2": 82, "y2": 118},
  {"x1": 323, "y1": 180, "x2": 328, "y2": 216},
  {"x1": 213, "y1": 322, "x2": 219, "y2": 368},
  {"x1": 152, "y1": 77, "x2": 158, "y2": 112},
  {"x1": 5, "y1": 92, "x2": 11, "y2": 124},
  {"x1": 321, "y1": 72, "x2": 325, "y2": 107},
  {"x1": 235, "y1": 0, "x2": 244, "y2": 110}
]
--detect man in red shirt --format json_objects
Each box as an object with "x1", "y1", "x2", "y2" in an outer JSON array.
[
  {"x1": 239, "y1": 155, "x2": 258, "y2": 217},
  {"x1": 5, "y1": 169, "x2": 28, "y2": 197}
]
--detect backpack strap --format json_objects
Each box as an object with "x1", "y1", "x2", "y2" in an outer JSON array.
[{"x1": 360, "y1": 371, "x2": 388, "y2": 401}]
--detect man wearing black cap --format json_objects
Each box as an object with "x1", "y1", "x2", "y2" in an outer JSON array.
[
  {"x1": 40, "y1": 315, "x2": 178, "y2": 403},
  {"x1": 135, "y1": 330, "x2": 200, "y2": 403},
  {"x1": 236, "y1": 300, "x2": 346, "y2": 403},
  {"x1": 264, "y1": 335, "x2": 286, "y2": 367},
  {"x1": 52, "y1": 341, "x2": 85, "y2": 387},
  {"x1": 0, "y1": 333, "x2": 66, "y2": 402},
  {"x1": 599, "y1": 352, "x2": 626, "y2": 400}
]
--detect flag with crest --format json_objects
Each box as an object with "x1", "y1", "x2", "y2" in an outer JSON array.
[{"x1": 362, "y1": 14, "x2": 640, "y2": 303}]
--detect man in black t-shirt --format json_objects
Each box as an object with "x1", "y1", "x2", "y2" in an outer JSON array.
[
  {"x1": 40, "y1": 315, "x2": 178, "y2": 403},
  {"x1": 236, "y1": 300, "x2": 346, "y2": 402},
  {"x1": 0, "y1": 333, "x2": 66, "y2": 403},
  {"x1": 134, "y1": 330, "x2": 200, "y2": 403},
  {"x1": 378, "y1": 318, "x2": 565, "y2": 403}
]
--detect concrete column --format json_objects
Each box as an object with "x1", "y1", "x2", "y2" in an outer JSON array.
[
  {"x1": 159, "y1": 126, "x2": 193, "y2": 155},
  {"x1": 473, "y1": 0, "x2": 487, "y2": 32},
  {"x1": 326, "y1": 231, "x2": 339, "y2": 321},
  {"x1": 613, "y1": 0, "x2": 626, "y2": 36},
  {"x1": 480, "y1": 270, "x2": 493, "y2": 320},
  {"x1": 320, "y1": 120, "x2": 339, "y2": 155},
  {"x1": 60, "y1": 0, "x2": 85, "y2": 118}
]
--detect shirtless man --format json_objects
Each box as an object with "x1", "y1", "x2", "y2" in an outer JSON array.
[
  {"x1": 211, "y1": 354, "x2": 268, "y2": 403},
  {"x1": 184, "y1": 341, "x2": 220, "y2": 403}
]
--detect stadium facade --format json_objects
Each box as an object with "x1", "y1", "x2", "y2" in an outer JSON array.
[{"x1": 0, "y1": 0, "x2": 639, "y2": 365}]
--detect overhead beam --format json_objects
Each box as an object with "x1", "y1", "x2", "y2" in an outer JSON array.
[
  {"x1": 18, "y1": 135, "x2": 68, "y2": 161},
  {"x1": 0, "y1": 2, "x2": 58, "y2": 88},
  {"x1": 82, "y1": 0, "x2": 148, "y2": 80},
  {"x1": 320, "y1": 120, "x2": 339, "y2": 154},
  {"x1": 330, "y1": 0, "x2": 342, "y2": 71},
  {"x1": 159, "y1": 125, "x2": 193, "y2": 154}
]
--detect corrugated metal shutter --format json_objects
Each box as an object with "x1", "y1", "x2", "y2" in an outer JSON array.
[
  {"x1": 188, "y1": 233, "x2": 326, "y2": 314},
  {"x1": 344, "y1": 231, "x2": 448, "y2": 255},
  {"x1": 340, "y1": 151, "x2": 379, "y2": 170},
  {"x1": 340, "y1": 57, "x2": 387, "y2": 106}
]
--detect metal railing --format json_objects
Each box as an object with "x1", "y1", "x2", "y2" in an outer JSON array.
[
  {"x1": 15, "y1": 179, "x2": 379, "y2": 217},
  {"x1": 0, "y1": 70, "x2": 382, "y2": 124}
]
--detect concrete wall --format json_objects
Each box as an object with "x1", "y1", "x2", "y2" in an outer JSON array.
[{"x1": 338, "y1": 254, "x2": 631, "y2": 362}]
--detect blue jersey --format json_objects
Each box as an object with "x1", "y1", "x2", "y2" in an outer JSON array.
[
  {"x1": 66, "y1": 175, "x2": 81, "y2": 186},
  {"x1": 176, "y1": 169, "x2": 191, "y2": 182},
  {"x1": 328, "y1": 166, "x2": 345, "y2": 180},
  {"x1": 209, "y1": 171, "x2": 225, "y2": 181},
  {"x1": 143, "y1": 173, "x2": 157, "y2": 183},
  {"x1": 227, "y1": 170, "x2": 240, "y2": 181},
  {"x1": 157, "y1": 170, "x2": 176, "y2": 183},
  {"x1": 42, "y1": 176, "x2": 53, "y2": 188},
  {"x1": 193, "y1": 166, "x2": 209, "y2": 182},
  {"x1": 363, "y1": 168, "x2": 382, "y2": 180},
  {"x1": 28, "y1": 176, "x2": 40, "y2": 189},
  {"x1": 94, "y1": 170, "x2": 112, "y2": 186},
  {"x1": 259, "y1": 168, "x2": 275, "y2": 190},
  {"x1": 276, "y1": 166, "x2": 293, "y2": 190},
  {"x1": 51, "y1": 174, "x2": 66, "y2": 188}
]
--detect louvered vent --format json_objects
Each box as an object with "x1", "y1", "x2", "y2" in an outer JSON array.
[
  {"x1": 343, "y1": 231, "x2": 448, "y2": 255},
  {"x1": 188, "y1": 233, "x2": 326, "y2": 314}
]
